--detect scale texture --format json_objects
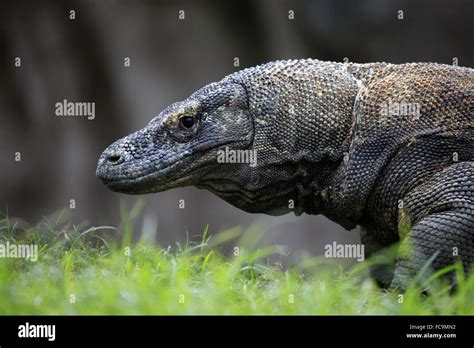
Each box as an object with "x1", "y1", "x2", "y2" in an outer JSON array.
[{"x1": 97, "y1": 59, "x2": 473, "y2": 289}]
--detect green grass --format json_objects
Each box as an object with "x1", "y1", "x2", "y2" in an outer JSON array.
[{"x1": 0, "y1": 206, "x2": 472, "y2": 315}]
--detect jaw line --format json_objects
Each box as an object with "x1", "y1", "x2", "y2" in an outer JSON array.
[
  {"x1": 100, "y1": 139, "x2": 253, "y2": 184},
  {"x1": 103, "y1": 157, "x2": 186, "y2": 186},
  {"x1": 105, "y1": 170, "x2": 196, "y2": 194},
  {"x1": 102, "y1": 140, "x2": 244, "y2": 191}
]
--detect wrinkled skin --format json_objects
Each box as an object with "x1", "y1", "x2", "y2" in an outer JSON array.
[
  {"x1": 97, "y1": 59, "x2": 474, "y2": 289},
  {"x1": 97, "y1": 82, "x2": 254, "y2": 195}
]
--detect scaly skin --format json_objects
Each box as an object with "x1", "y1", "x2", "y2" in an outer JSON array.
[{"x1": 96, "y1": 59, "x2": 474, "y2": 289}]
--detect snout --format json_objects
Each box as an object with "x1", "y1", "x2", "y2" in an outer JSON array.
[
  {"x1": 96, "y1": 136, "x2": 170, "y2": 194},
  {"x1": 96, "y1": 130, "x2": 147, "y2": 183},
  {"x1": 96, "y1": 145, "x2": 123, "y2": 182}
]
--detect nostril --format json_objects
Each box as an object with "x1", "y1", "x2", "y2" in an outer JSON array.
[{"x1": 106, "y1": 154, "x2": 122, "y2": 164}]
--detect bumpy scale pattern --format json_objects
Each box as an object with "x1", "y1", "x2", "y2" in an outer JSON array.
[
  {"x1": 99, "y1": 59, "x2": 473, "y2": 289},
  {"x1": 229, "y1": 59, "x2": 473, "y2": 288}
]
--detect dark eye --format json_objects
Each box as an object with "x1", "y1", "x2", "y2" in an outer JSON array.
[{"x1": 179, "y1": 116, "x2": 195, "y2": 129}]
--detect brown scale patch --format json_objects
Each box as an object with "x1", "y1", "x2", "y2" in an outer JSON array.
[{"x1": 358, "y1": 64, "x2": 472, "y2": 137}]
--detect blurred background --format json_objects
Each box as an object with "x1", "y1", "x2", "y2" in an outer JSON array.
[{"x1": 1, "y1": 0, "x2": 472, "y2": 264}]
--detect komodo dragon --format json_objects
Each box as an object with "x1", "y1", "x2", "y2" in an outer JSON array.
[{"x1": 96, "y1": 59, "x2": 473, "y2": 289}]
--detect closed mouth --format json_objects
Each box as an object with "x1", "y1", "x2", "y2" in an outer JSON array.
[{"x1": 97, "y1": 159, "x2": 181, "y2": 186}]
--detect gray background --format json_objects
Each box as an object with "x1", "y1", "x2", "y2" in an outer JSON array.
[{"x1": 1, "y1": 0, "x2": 472, "y2": 263}]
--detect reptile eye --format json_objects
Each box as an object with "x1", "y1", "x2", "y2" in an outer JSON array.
[{"x1": 179, "y1": 116, "x2": 195, "y2": 129}]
